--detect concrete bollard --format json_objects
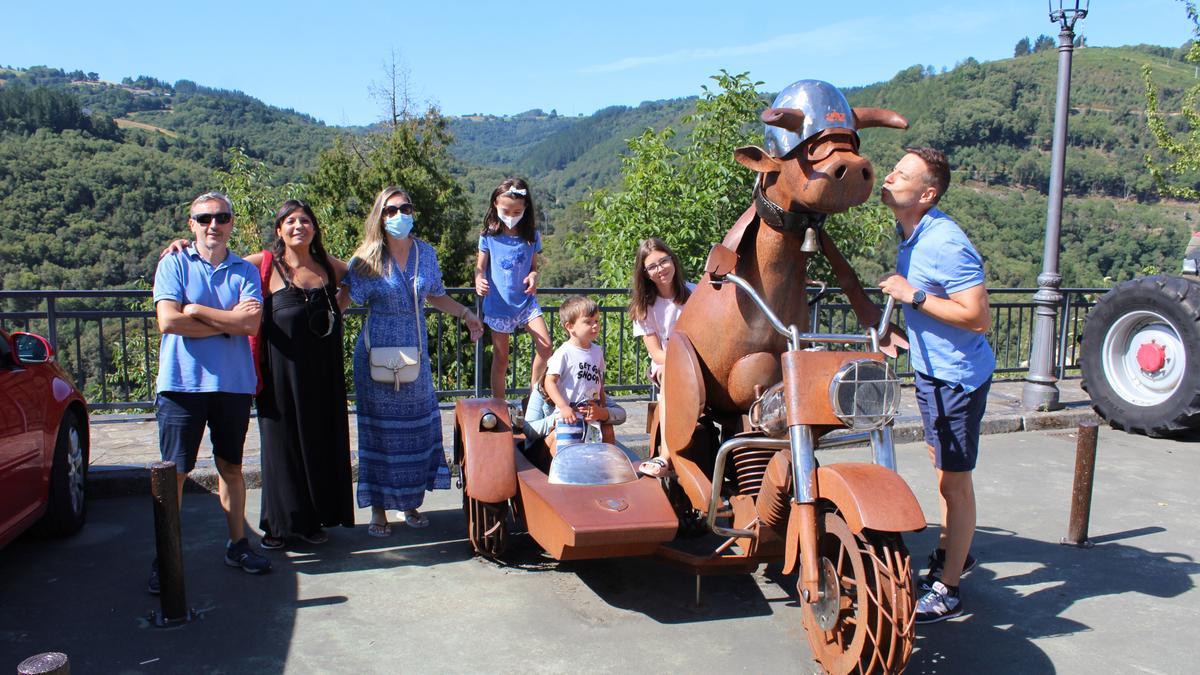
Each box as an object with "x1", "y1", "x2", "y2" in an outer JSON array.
[
  {"x1": 1061, "y1": 422, "x2": 1098, "y2": 548},
  {"x1": 17, "y1": 652, "x2": 69, "y2": 674},
  {"x1": 150, "y1": 461, "x2": 193, "y2": 626}
]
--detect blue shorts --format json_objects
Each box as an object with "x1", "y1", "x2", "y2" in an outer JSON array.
[
  {"x1": 156, "y1": 391, "x2": 253, "y2": 474},
  {"x1": 483, "y1": 301, "x2": 543, "y2": 335},
  {"x1": 913, "y1": 372, "x2": 991, "y2": 472}
]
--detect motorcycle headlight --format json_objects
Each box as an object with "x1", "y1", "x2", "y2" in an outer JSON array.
[{"x1": 828, "y1": 359, "x2": 900, "y2": 430}]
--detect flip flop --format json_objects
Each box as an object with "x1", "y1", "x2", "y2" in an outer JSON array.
[
  {"x1": 367, "y1": 522, "x2": 392, "y2": 538},
  {"x1": 400, "y1": 510, "x2": 429, "y2": 529},
  {"x1": 639, "y1": 457, "x2": 671, "y2": 478}
]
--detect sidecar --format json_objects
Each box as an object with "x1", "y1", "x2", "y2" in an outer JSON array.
[{"x1": 453, "y1": 398, "x2": 677, "y2": 560}]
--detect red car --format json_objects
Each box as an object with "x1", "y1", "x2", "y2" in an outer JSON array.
[{"x1": 0, "y1": 329, "x2": 89, "y2": 549}]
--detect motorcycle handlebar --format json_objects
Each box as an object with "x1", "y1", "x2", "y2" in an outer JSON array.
[{"x1": 713, "y1": 273, "x2": 897, "y2": 352}]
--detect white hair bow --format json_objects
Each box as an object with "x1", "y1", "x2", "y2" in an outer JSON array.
[{"x1": 503, "y1": 187, "x2": 528, "y2": 197}]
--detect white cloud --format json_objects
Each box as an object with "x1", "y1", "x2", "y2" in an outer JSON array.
[
  {"x1": 579, "y1": 7, "x2": 999, "y2": 76},
  {"x1": 581, "y1": 21, "x2": 868, "y2": 74}
]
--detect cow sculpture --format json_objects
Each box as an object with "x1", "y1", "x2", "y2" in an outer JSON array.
[{"x1": 658, "y1": 79, "x2": 910, "y2": 510}]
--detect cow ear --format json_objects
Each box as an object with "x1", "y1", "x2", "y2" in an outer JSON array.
[
  {"x1": 734, "y1": 146, "x2": 782, "y2": 174},
  {"x1": 852, "y1": 107, "x2": 909, "y2": 130}
]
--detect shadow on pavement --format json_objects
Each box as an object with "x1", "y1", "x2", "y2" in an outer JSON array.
[
  {"x1": 1, "y1": 495, "x2": 477, "y2": 672},
  {"x1": 467, "y1": 528, "x2": 777, "y2": 624},
  {"x1": 902, "y1": 524, "x2": 1197, "y2": 674},
  {"x1": 1, "y1": 493, "x2": 299, "y2": 673}
]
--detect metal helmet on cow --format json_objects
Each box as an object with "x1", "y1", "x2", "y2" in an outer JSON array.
[{"x1": 763, "y1": 79, "x2": 857, "y2": 158}]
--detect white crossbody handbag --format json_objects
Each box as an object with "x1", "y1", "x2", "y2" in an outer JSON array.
[{"x1": 365, "y1": 242, "x2": 422, "y2": 391}]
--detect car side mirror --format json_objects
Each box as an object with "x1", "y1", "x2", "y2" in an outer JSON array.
[{"x1": 12, "y1": 332, "x2": 53, "y2": 364}]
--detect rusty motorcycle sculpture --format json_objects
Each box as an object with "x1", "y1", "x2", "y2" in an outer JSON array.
[{"x1": 455, "y1": 80, "x2": 925, "y2": 674}]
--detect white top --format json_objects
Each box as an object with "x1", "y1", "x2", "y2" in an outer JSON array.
[
  {"x1": 546, "y1": 342, "x2": 605, "y2": 404},
  {"x1": 632, "y1": 282, "x2": 696, "y2": 341}
]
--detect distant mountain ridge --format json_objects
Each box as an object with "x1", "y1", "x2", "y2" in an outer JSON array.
[{"x1": 1, "y1": 43, "x2": 1197, "y2": 291}]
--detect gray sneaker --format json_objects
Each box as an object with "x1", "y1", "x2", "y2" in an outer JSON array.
[{"x1": 915, "y1": 580, "x2": 963, "y2": 624}]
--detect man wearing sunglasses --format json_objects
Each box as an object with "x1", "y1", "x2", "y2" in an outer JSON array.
[{"x1": 149, "y1": 191, "x2": 271, "y2": 593}]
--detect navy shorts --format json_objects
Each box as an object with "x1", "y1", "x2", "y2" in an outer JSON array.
[
  {"x1": 156, "y1": 391, "x2": 253, "y2": 474},
  {"x1": 913, "y1": 372, "x2": 991, "y2": 472}
]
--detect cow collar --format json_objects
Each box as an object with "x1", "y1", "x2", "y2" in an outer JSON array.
[{"x1": 753, "y1": 181, "x2": 827, "y2": 234}]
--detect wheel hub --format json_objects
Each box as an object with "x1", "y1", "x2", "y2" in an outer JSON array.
[
  {"x1": 811, "y1": 556, "x2": 841, "y2": 631},
  {"x1": 1136, "y1": 341, "x2": 1167, "y2": 373},
  {"x1": 1102, "y1": 310, "x2": 1186, "y2": 407}
]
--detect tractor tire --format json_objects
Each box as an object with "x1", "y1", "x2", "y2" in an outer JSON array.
[{"x1": 1080, "y1": 275, "x2": 1200, "y2": 437}]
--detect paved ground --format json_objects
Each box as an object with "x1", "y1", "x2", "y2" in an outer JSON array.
[
  {"x1": 85, "y1": 377, "x2": 1100, "y2": 495},
  {"x1": 2, "y1": 423, "x2": 1198, "y2": 673}
]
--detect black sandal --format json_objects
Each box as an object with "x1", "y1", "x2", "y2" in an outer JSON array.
[{"x1": 260, "y1": 534, "x2": 285, "y2": 550}]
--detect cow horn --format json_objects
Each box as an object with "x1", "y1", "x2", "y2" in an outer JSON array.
[
  {"x1": 761, "y1": 107, "x2": 806, "y2": 132},
  {"x1": 852, "y1": 107, "x2": 909, "y2": 130}
]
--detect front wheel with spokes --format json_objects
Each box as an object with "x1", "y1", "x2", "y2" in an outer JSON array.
[
  {"x1": 459, "y1": 461, "x2": 509, "y2": 558},
  {"x1": 801, "y1": 509, "x2": 914, "y2": 674}
]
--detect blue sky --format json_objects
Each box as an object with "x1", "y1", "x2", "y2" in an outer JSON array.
[{"x1": 2, "y1": 1, "x2": 1193, "y2": 126}]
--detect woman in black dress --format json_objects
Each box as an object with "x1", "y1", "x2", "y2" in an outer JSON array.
[{"x1": 247, "y1": 200, "x2": 354, "y2": 548}]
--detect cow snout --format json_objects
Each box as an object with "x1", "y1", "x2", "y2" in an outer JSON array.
[
  {"x1": 831, "y1": 162, "x2": 871, "y2": 182},
  {"x1": 810, "y1": 153, "x2": 875, "y2": 209},
  {"x1": 828, "y1": 153, "x2": 872, "y2": 183}
]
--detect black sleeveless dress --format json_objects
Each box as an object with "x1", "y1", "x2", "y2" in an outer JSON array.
[{"x1": 257, "y1": 261, "x2": 354, "y2": 537}]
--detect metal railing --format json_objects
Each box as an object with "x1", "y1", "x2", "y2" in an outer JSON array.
[{"x1": 0, "y1": 287, "x2": 1108, "y2": 411}]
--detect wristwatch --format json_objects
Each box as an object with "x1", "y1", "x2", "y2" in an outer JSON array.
[{"x1": 910, "y1": 289, "x2": 927, "y2": 312}]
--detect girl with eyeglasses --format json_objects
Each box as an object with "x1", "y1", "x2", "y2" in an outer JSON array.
[
  {"x1": 628, "y1": 237, "x2": 694, "y2": 477},
  {"x1": 344, "y1": 186, "x2": 483, "y2": 537},
  {"x1": 474, "y1": 177, "x2": 553, "y2": 403}
]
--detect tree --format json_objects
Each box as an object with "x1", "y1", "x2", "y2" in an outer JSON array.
[
  {"x1": 1144, "y1": 1, "x2": 1200, "y2": 199},
  {"x1": 215, "y1": 147, "x2": 305, "y2": 255},
  {"x1": 307, "y1": 107, "x2": 475, "y2": 283},
  {"x1": 1033, "y1": 34, "x2": 1056, "y2": 53},
  {"x1": 369, "y1": 49, "x2": 416, "y2": 130},
  {"x1": 1014, "y1": 37, "x2": 1032, "y2": 57}
]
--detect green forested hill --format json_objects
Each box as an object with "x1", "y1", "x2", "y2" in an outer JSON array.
[
  {"x1": 1, "y1": 45, "x2": 1198, "y2": 293},
  {"x1": 0, "y1": 129, "x2": 207, "y2": 289},
  {"x1": 451, "y1": 45, "x2": 1200, "y2": 287},
  {"x1": 0, "y1": 67, "x2": 342, "y2": 290}
]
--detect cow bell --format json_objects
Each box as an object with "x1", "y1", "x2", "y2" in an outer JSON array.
[{"x1": 801, "y1": 226, "x2": 820, "y2": 253}]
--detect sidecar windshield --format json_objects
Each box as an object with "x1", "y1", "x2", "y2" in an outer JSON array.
[{"x1": 548, "y1": 443, "x2": 639, "y2": 486}]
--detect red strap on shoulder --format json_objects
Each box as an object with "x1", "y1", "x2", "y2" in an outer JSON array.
[{"x1": 258, "y1": 250, "x2": 273, "y2": 294}]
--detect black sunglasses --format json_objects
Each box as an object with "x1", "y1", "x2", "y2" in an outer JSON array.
[
  {"x1": 191, "y1": 212, "x2": 233, "y2": 225},
  {"x1": 383, "y1": 204, "x2": 414, "y2": 217}
]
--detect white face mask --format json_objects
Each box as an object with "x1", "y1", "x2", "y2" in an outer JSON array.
[{"x1": 498, "y1": 212, "x2": 524, "y2": 229}]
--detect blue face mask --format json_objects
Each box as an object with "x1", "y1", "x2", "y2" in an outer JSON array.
[{"x1": 384, "y1": 213, "x2": 414, "y2": 238}]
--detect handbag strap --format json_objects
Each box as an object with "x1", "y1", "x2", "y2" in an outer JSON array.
[
  {"x1": 258, "y1": 250, "x2": 274, "y2": 295},
  {"x1": 364, "y1": 239, "x2": 421, "y2": 351}
]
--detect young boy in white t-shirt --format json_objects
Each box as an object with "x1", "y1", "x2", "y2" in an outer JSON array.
[{"x1": 545, "y1": 295, "x2": 606, "y2": 448}]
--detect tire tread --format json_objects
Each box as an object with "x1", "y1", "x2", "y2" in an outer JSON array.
[{"x1": 1080, "y1": 275, "x2": 1200, "y2": 437}]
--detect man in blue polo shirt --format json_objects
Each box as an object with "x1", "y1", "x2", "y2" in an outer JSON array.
[
  {"x1": 149, "y1": 190, "x2": 270, "y2": 592},
  {"x1": 878, "y1": 148, "x2": 995, "y2": 624}
]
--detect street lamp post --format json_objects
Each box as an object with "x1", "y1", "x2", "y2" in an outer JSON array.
[{"x1": 1023, "y1": 0, "x2": 1089, "y2": 411}]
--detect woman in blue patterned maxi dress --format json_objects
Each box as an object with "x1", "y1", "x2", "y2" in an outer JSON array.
[{"x1": 344, "y1": 186, "x2": 484, "y2": 536}]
